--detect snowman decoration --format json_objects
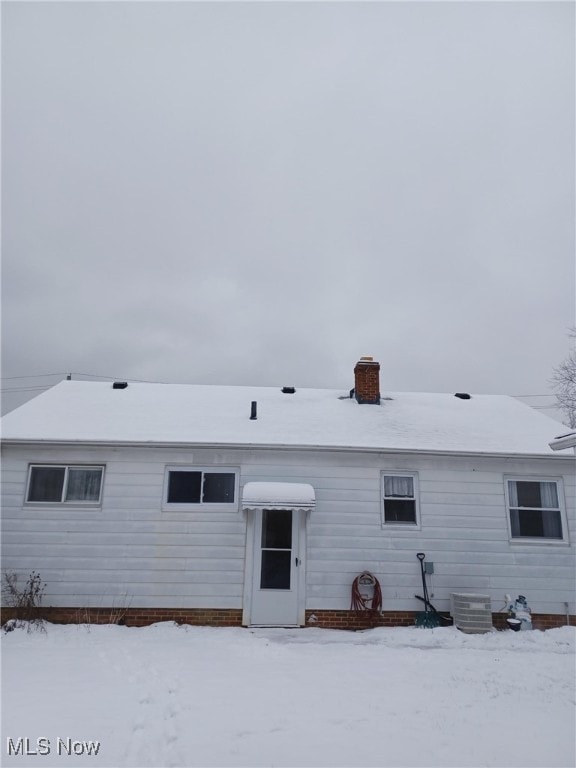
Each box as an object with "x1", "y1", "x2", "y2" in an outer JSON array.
[{"x1": 505, "y1": 594, "x2": 533, "y2": 631}]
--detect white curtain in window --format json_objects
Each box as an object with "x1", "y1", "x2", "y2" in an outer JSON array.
[
  {"x1": 384, "y1": 476, "x2": 413, "y2": 498},
  {"x1": 542, "y1": 510, "x2": 562, "y2": 538},
  {"x1": 509, "y1": 508, "x2": 520, "y2": 536},
  {"x1": 540, "y1": 482, "x2": 559, "y2": 508},
  {"x1": 66, "y1": 469, "x2": 102, "y2": 501},
  {"x1": 508, "y1": 481, "x2": 519, "y2": 507}
]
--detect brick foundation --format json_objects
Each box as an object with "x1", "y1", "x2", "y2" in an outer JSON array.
[
  {"x1": 491, "y1": 612, "x2": 574, "y2": 631},
  {"x1": 1, "y1": 606, "x2": 573, "y2": 630},
  {"x1": 306, "y1": 610, "x2": 575, "y2": 631},
  {"x1": 306, "y1": 609, "x2": 418, "y2": 630},
  {"x1": 0, "y1": 606, "x2": 243, "y2": 628}
]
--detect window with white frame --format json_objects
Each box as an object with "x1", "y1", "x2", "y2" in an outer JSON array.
[
  {"x1": 163, "y1": 467, "x2": 238, "y2": 507},
  {"x1": 382, "y1": 473, "x2": 418, "y2": 525},
  {"x1": 506, "y1": 478, "x2": 565, "y2": 540},
  {"x1": 26, "y1": 465, "x2": 104, "y2": 504}
]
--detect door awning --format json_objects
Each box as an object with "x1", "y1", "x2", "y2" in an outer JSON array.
[
  {"x1": 549, "y1": 431, "x2": 576, "y2": 451},
  {"x1": 242, "y1": 482, "x2": 316, "y2": 512}
]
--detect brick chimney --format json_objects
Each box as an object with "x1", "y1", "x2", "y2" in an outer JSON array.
[{"x1": 354, "y1": 356, "x2": 380, "y2": 404}]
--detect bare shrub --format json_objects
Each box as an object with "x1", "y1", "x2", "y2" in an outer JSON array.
[
  {"x1": 74, "y1": 595, "x2": 132, "y2": 630},
  {"x1": 2, "y1": 571, "x2": 47, "y2": 633},
  {"x1": 107, "y1": 593, "x2": 132, "y2": 625},
  {"x1": 551, "y1": 327, "x2": 576, "y2": 428},
  {"x1": 73, "y1": 606, "x2": 95, "y2": 630}
]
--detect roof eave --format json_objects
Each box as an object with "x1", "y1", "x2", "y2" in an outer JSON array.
[{"x1": 0, "y1": 437, "x2": 567, "y2": 460}]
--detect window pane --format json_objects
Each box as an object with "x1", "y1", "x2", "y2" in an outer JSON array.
[
  {"x1": 514, "y1": 480, "x2": 558, "y2": 509},
  {"x1": 260, "y1": 550, "x2": 291, "y2": 589},
  {"x1": 518, "y1": 508, "x2": 545, "y2": 537},
  {"x1": 515, "y1": 482, "x2": 543, "y2": 508},
  {"x1": 28, "y1": 467, "x2": 65, "y2": 502},
  {"x1": 66, "y1": 468, "x2": 102, "y2": 501},
  {"x1": 167, "y1": 471, "x2": 202, "y2": 503},
  {"x1": 511, "y1": 509, "x2": 563, "y2": 539},
  {"x1": 261, "y1": 510, "x2": 292, "y2": 549},
  {"x1": 384, "y1": 499, "x2": 416, "y2": 523},
  {"x1": 384, "y1": 476, "x2": 414, "y2": 498},
  {"x1": 202, "y1": 473, "x2": 235, "y2": 503}
]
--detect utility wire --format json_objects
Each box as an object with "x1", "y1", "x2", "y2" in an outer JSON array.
[
  {"x1": 0, "y1": 372, "x2": 68, "y2": 380},
  {"x1": 532, "y1": 405, "x2": 561, "y2": 410},
  {"x1": 1, "y1": 372, "x2": 174, "y2": 392},
  {"x1": 70, "y1": 372, "x2": 173, "y2": 384},
  {"x1": 512, "y1": 394, "x2": 557, "y2": 399},
  {"x1": 0, "y1": 373, "x2": 564, "y2": 400}
]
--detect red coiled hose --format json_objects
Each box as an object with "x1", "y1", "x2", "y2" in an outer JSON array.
[{"x1": 351, "y1": 571, "x2": 383, "y2": 615}]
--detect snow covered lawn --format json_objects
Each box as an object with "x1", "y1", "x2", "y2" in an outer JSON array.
[{"x1": 2, "y1": 622, "x2": 574, "y2": 768}]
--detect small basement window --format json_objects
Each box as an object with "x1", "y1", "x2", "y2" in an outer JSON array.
[
  {"x1": 163, "y1": 467, "x2": 238, "y2": 509},
  {"x1": 382, "y1": 473, "x2": 419, "y2": 525},
  {"x1": 506, "y1": 478, "x2": 567, "y2": 541},
  {"x1": 26, "y1": 465, "x2": 104, "y2": 504}
]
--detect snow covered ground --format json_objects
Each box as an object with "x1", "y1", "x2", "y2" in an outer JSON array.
[{"x1": 2, "y1": 622, "x2": 574, "y2": 768}]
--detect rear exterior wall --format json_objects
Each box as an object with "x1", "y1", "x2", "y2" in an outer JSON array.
[{"x1": 1, "y1": 443, "x2": 574, "y2": 620}]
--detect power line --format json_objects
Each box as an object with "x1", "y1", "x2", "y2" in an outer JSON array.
[
  {"x1": 512, "y1": 394, "x2": 557, "y2": 399},
  {"x1": 532, "y1": 405, "x2": 562, "y2": 410},
  {"x1": 69, "y1": 372, "x2": 134, "y2": 381},
  {"x1": 0, "y1": 372, "x2": 104, "y2": 382},
  {"x1": 70, "y1": 372, "x2": 173, "y2": 384},
  {"x1": 0, "y1": 374, "x2": 565, "y2": 401},
  {"x1": 0, "y1": 372, "x2": 172, "y2": 386},
  {"x1": 0, "y1": 372, "x2": 67, "y2": 380}
]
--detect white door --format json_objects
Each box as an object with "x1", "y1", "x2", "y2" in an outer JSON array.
[{"x1": 249, "y1": 508, "x2": 303, "y2": 626}]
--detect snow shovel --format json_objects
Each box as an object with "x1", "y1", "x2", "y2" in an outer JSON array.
[
  {"x1": 415, "y1": 552, "x2": 440, "y2": 628},
  {"x1": 414, "y1": 595, "x2": 453, "y2": 625}
]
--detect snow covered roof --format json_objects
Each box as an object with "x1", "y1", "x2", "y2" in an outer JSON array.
[
  {"x1": 0, "y1": 380, "x2": 569, "y2": 456},
  {"x1": 242, "y1": 482, "x2": 316, "y2": 511}
]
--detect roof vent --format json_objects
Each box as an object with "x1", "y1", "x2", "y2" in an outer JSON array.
[
  {"x1": 454, "y1": 392, "x2": 471, "y2": 400},
  {"x1": 281, "y1": 387, "x2": 296, "y2": 394},
  {"x1": 112, "y1": 381, "x2": 128, "y2": 390}
]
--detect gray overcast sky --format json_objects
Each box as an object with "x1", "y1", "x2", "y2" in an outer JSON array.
[{"x1": 2, "y1": 1, "x2": 574, "y2": 419}]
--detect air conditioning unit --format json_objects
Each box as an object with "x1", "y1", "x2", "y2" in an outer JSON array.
[{"x1": 450, "y1": 593, "x2": 493, "y2": 634}]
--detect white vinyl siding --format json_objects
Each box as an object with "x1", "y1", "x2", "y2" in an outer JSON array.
[{"x1": 1, "y1": 446, "x2": 574, "y2": 616}]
